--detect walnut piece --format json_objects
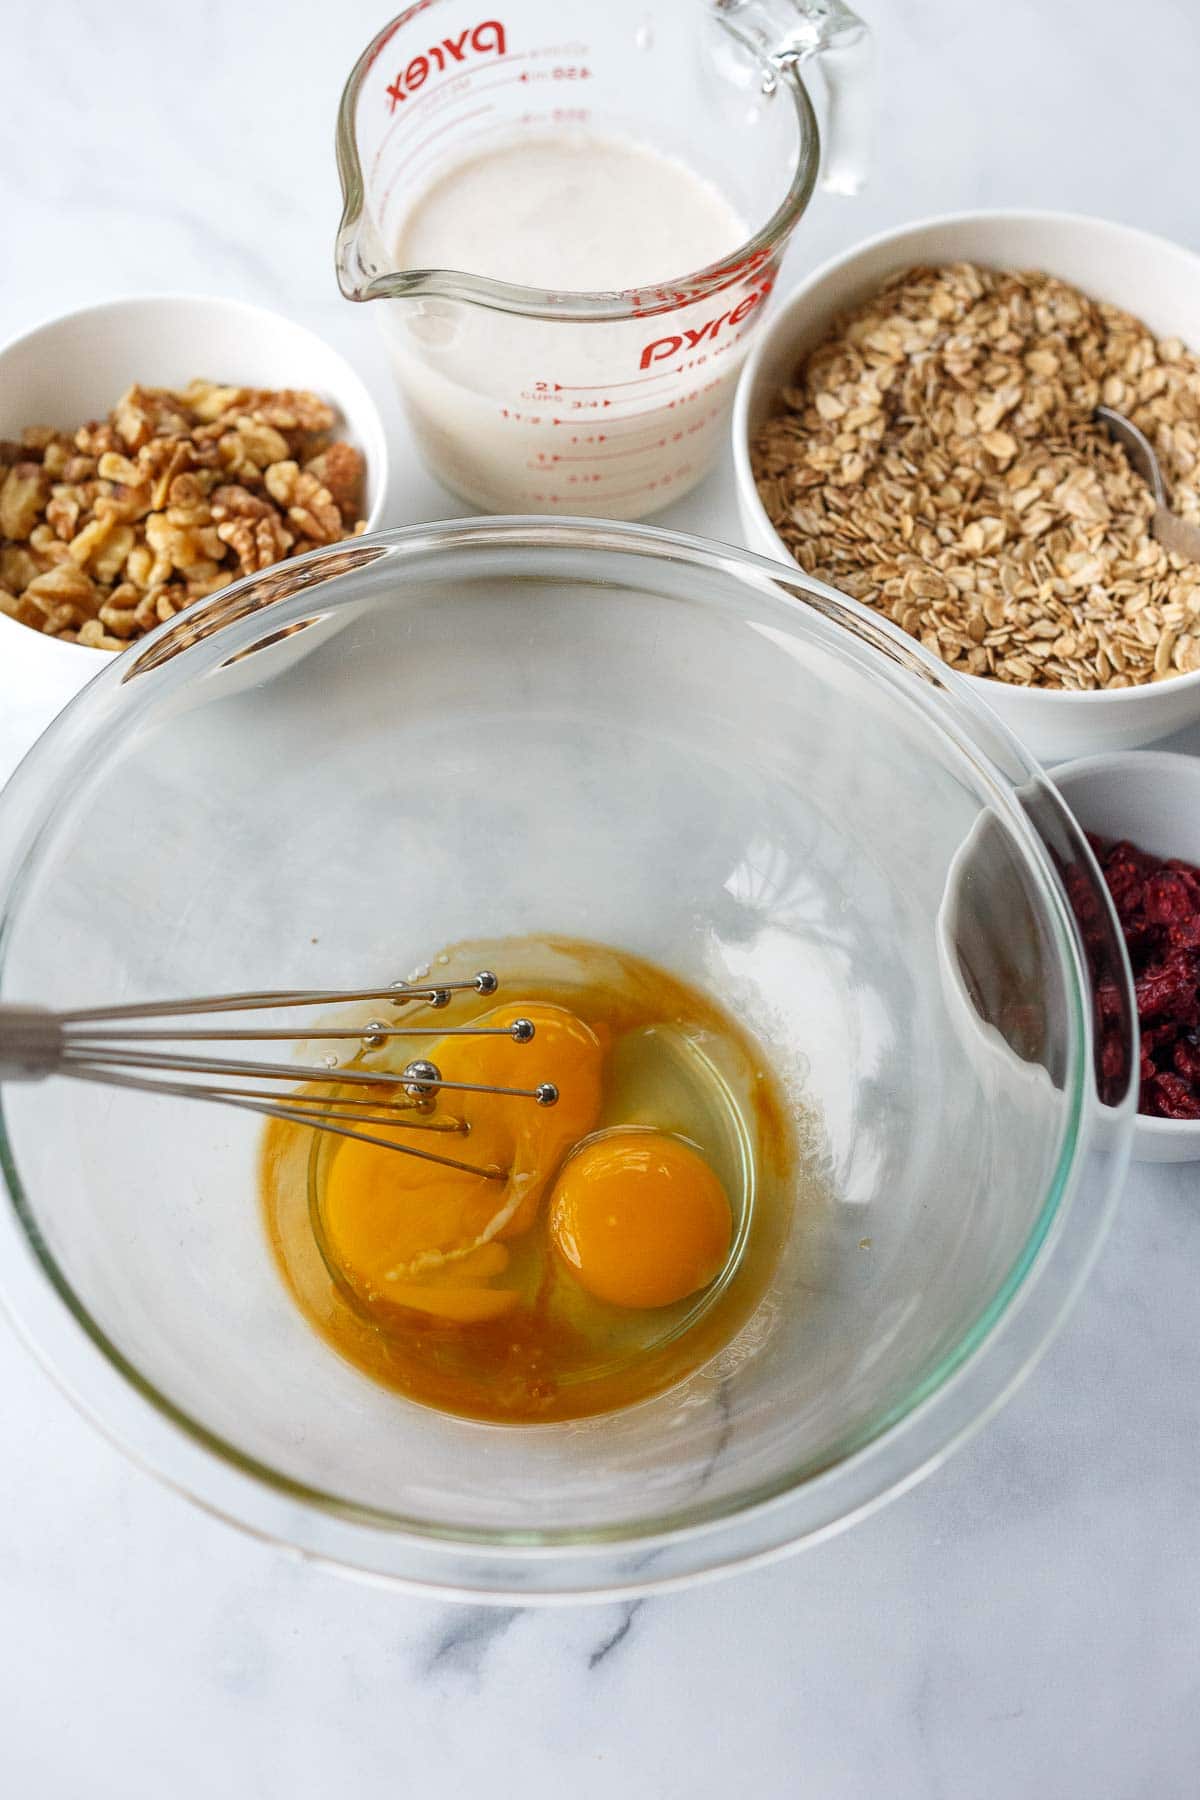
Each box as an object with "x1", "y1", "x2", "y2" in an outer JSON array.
[
  {"x1": 45, "y1": 490, "x2": 82, "y2": 541},
  {"x1": 230, "y1": 418, "x2": 292, "y2": 469},
  {"x1": 264, "y1": 460, "x2": 342, "y2": 544},
  {"x1": 304, "y1": 443, "x2": 366, "y2": 520},
  {"x1": 249, "y1": 389, "x2": 336, "y2": 434},
  {"x1": 0, "y1": 379, "x2": 366, "y2": 649},
  {"x1": 25, "y1": 563, "x2": 99, "y2": 613},
  {"x1": 210, "y1": 482, "x2": 275, "y2": 522},
  {"x1": 0, "y1": 463, "x2": 49, "y2": 539},
  {"x1": 216, "y1": 513, "x2": 294, "y2": 573},
  {"x1": 1, "y1": 545, "x2": 40, "y2": 591}
]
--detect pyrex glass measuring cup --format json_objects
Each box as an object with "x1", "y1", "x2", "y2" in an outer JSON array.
[{"x1": 336, "y1": 0, "x2": 872, "y2": 517}]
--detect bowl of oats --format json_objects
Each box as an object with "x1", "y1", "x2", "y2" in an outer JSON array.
[
  {"x1": 733, "y1": 211, "x2": 1200, "y2": 761},
  {"x1": 0, "y1": 294, "x2": 387, "y2": 747}
]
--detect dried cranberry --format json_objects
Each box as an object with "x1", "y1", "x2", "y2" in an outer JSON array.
[
  {"x1": 1096, "y1": 976, "x2": 1125, "y2": 1020},
  {"x1": 1090, "y1": 831, "x2": 1200, "y2": 1119},
  {"x1": 1168, "y1": 914, "x2": 1200, "y2": 951},
  {"x1": 1143, "y1": 1018, "x2": 1181, "y2": 1054},
  {"x1": 1103, "y1": 838, "x2": 1149, "y2": 865},
  {"x1": 1106, "y1": 841, "x2": 1158, "y2": 882},
  {"x1": 1135, "y1": 957, "x2": 1197, "y2": 1020},
  {"x1": 1143, "y1": 871, "x2": 1196, "y2": 925},
  {"x1": 1107, "y1": 875, "x2": 1150, "y2": 925},
  {"x1": 1149, "y1": 1071, "x2": 1200, "y2": 1120},
  {"x1": 1101, "y1": 1029, "x2": 1128, "y2": 1087},
  {"x1": 1164, "y1": 858, "x2": 1200, "y2": 895},
  {"x1": 1122, "y1": 921, "x2": 1163, "y2": 961},
  {"x1": 1173, "y1": 1034, "x2": 1200, "y2": 1086}
]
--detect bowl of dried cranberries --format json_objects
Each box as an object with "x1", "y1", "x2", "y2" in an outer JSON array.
[{"x1": 1054, "y1": 750, "x2": 1200, "y2": 1162}]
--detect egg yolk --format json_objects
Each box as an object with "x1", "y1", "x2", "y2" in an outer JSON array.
[
  {"x1": 321, "y1": 1002, "x2": 604, "y2": 1321},
  {"x1": 548, "y1": 1129, "x2": 733, "y2": 1310}
]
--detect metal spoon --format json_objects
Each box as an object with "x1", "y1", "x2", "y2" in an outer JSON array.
[{"x1": 1095, "y1": 404, "x2": 1200, "y2": 561}]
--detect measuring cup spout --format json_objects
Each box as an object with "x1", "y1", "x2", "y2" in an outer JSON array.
[{"x1": 713, "y1": 0, "x2": 874, "y2": 196}]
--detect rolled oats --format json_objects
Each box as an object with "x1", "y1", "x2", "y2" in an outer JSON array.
[
  {"x1": 0, "y1": 381, "x2": 367, "y2": 650},
  {"x1": 752, "y1": 264, "x2": 1200, "y2": 690}
]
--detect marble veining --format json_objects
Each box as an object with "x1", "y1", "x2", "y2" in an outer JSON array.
[
  {"x1": 422, "y1": 1607, "x2": 523, "y2": 1683},
  {"x1": 587, "y1": 1601, "x2": 645, "y2": 1669},
  {"x1": 2, "y1": 2, "x2": 1200, "y2": 1796}
]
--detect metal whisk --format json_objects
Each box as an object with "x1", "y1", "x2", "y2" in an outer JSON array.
[{"x1": 0, "y1": 970, "x2": 556, "y2": 1180}]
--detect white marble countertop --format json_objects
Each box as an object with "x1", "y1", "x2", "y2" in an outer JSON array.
[{"x1": 2, "y1": 2, "x2": 1199, "y2": 1794}]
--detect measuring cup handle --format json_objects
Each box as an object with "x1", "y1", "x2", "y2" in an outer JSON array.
[
  {"x1": 713, "y1": 0, "x2": 874, "y2": 197},
  {"x1": 803, "y1": 9, "x2": 874, "y2": 197}
]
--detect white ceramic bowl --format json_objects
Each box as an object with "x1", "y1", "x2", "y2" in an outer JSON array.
[
  {"x1": 1052, "y1": 751, "x2": 1200, "y2": 1162},
  {"x1": 0, "y1": 295, "x2": 388, "y2": 766},
  {"x1": 733, "y1": 211, "x2": 1200, "y2": 764}
]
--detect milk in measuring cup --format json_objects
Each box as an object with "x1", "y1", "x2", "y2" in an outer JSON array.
[
  {"x1": 399, "y1": 135, "x2": 742, "y2": 291},
  {"x1": 385, "y1": 131, "x2": 767, "y2": 517}
]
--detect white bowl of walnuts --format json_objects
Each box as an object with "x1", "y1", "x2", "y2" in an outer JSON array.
[
  {"x1": 0, "y1": 294, "x2": 388, "y2": 766},
  {"x1": 733, "y1": 211, "x2": 1200, "y2": 762}
]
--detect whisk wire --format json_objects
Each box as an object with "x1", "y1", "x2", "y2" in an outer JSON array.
[
  {"x1": 58, "y1": 1023, "x2": 526, "y2": 1044},
  {"x1": 0, "y1": 968, "x2": 548, "y2": 1179},
  {"x1": 65, "y1": 1068, "x2": 503, "y2": 1179},
  {"x1": 55, "y1": 974, "x2": 496, "y2": 1025}
]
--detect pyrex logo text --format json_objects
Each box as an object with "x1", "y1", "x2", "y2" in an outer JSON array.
[
  {"x1": 386, "y1": 20, "x2": 507, "y2": 110},
  {"x1": 638, "y1": 275, "x2": 775, "y2": 371}
]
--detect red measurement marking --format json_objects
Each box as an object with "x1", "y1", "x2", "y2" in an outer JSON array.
[
  {"x1": 522, "y1": 413, "x2": 722, "y2": 454},
  {"x1": 541, "y1": 370, "x2": 674, "y2": 391},
  {"x1": 464, "y1": 71, "x2": 546, "y2": 98},
  {"x1": 582, "y1": 470, "x2": 696, "y2": 507},
  {"x1": 370, "y1": 81, "x2": 459, "y2": 182},
  {"x1": 383, "y1": 117, "x2": 500, "y2": 214},
  {"x1": 541, "y1": 441, "x2": 670, "y2": 463},
  {"x1": 386, "y1": 103, "x2": 494, "y2": 184},
  {"x1": 510, "y1": 385, "x2": 726, "y2": 426},
  {"x1": 517, "y1": 65, "x2": 592, "y2": 82},
  {"x1": 371, "y1": 50, "x2": 537, "y2": 176},
  {"x1": 542, "y1": 414, "x2": 674, "y2": 426}
]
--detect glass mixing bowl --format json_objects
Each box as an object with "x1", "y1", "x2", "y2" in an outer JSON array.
[{"x1": 0, "y1": 521, "x2": 1135, "y2": 1600}]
